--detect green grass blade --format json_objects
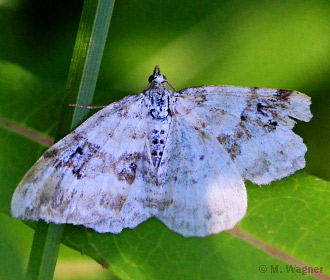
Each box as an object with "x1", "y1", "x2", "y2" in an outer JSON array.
[
  {"x1": 57, "y1": 0, "x2": 116, "y2": 138},
  {"x1": 26, "y1": 1, "x2": 116, "y2": 279},
  {"x1": 26, "y1": 222, "x2": 63, "y2": 280}
]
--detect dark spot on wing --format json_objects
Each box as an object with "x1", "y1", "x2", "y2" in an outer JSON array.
[
  {"x1": 195, "y1": 94, "x2": 207, "y2": 105},
  {"x1": 250, "y1": 87, "x2": 259, "y2": 95},
  {"x1": 43, "y1": 148, "x2": 59, "y2": 159},
  {"x1": 55, "y1": 140, "x2": 101, "y2": 179},
  {"x1": 276, "y1": 89, "x2": 292, "y2": 101},
  {"x1": 74, "y1": 147, "x2": 83, "y2": 156},
  {"x1": 238, "y1": 121, "x2": 252, "y2": 139},
  {"x1": 264, "y1": 120, "x2": 278, "y2": 132},
  {"x1": 116, "y1": 152, "x2": 141, "y2": 184},
  {"x1": 217, "y1": 134, "x2": 241, "y2": 160},
  {"x1": 240, "y1": 114, "x2": 247, "y2": 121},
  {"x1": 257, "y1": 103, "x2": 268, "y2": 116},
  {"x1": 73, "y1": 134, "x2": 83, "y2": 142},
  {"x1": 117, "y1": 107, "x2": 129, "y2": 118}
]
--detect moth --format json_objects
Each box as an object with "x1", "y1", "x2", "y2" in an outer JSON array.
[{"x1": 11, "y1": 66, "x2": 312, "y2": 237}]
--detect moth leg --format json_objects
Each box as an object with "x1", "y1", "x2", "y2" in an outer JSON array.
[{"x1": 69, "y1": 104, "x2": 107, "y2": 109}]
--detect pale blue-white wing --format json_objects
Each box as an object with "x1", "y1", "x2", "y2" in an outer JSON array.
[
  {"x1": 154, "y1": 115, "x2": 247, "y2": 237},
  {"x1": 11, "y1": 94, "x2": 155, "y2": 233},
  {"x1": 176, "y1": 86, "x2": 312, "y2": 184}
]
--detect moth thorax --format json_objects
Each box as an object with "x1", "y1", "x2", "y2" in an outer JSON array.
[{"x1": 148, "y1": 88, "x2": 170, "y2": 120}]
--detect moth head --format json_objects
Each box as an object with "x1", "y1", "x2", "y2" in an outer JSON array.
[{"x1": 148, "y1": 65, "x2": 167, "y2": 85}]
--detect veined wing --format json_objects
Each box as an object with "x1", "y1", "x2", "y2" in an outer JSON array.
[
  {"x1": 11, "y1": 94, "x2": 155, "y2": 233},
  {"x1": 175, "y1": 86, "x2": 312, "y2": 184},
  {"x1": 154, "y1": 115, "x2": 247, "y2": 237}
]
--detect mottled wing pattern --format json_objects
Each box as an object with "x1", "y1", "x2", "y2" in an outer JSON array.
[
  {"x1": 155, "y1": 116, "x2": 247, "y2": 237},
  {"x1": 11, "y1": 94, "x2": 155, "y2": 233},
  {"x1": 176, "y1": 86, "x2": 312, "y2": 185}
]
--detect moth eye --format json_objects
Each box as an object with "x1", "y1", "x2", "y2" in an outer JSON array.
[{"x1": 148, "y1": 75, "x2": 154, "y2": 83}]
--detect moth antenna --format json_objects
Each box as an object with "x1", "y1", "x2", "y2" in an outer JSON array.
[
  {"x1": 167, "y1": 81, "x2": 177, "y2": 92},
  {"x1": 69, "y1": 104, "x2": 106, "y2": 109}
]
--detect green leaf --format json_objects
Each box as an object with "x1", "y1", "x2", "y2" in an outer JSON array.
[{"x1": 0, "y1": 61, "x2": 63, "y2": 137}]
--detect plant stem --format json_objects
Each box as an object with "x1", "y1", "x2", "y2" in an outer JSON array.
[
  {"x1": 26, "y1": 1, "x2": 115, "y2": 279},
  {"x1": 26, "y1": 222, "x2": 63, "y2": 280}
]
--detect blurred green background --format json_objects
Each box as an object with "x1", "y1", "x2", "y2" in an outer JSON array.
[{"x1": 0, "y1": 0, "x2": 329, "y2": 279}]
